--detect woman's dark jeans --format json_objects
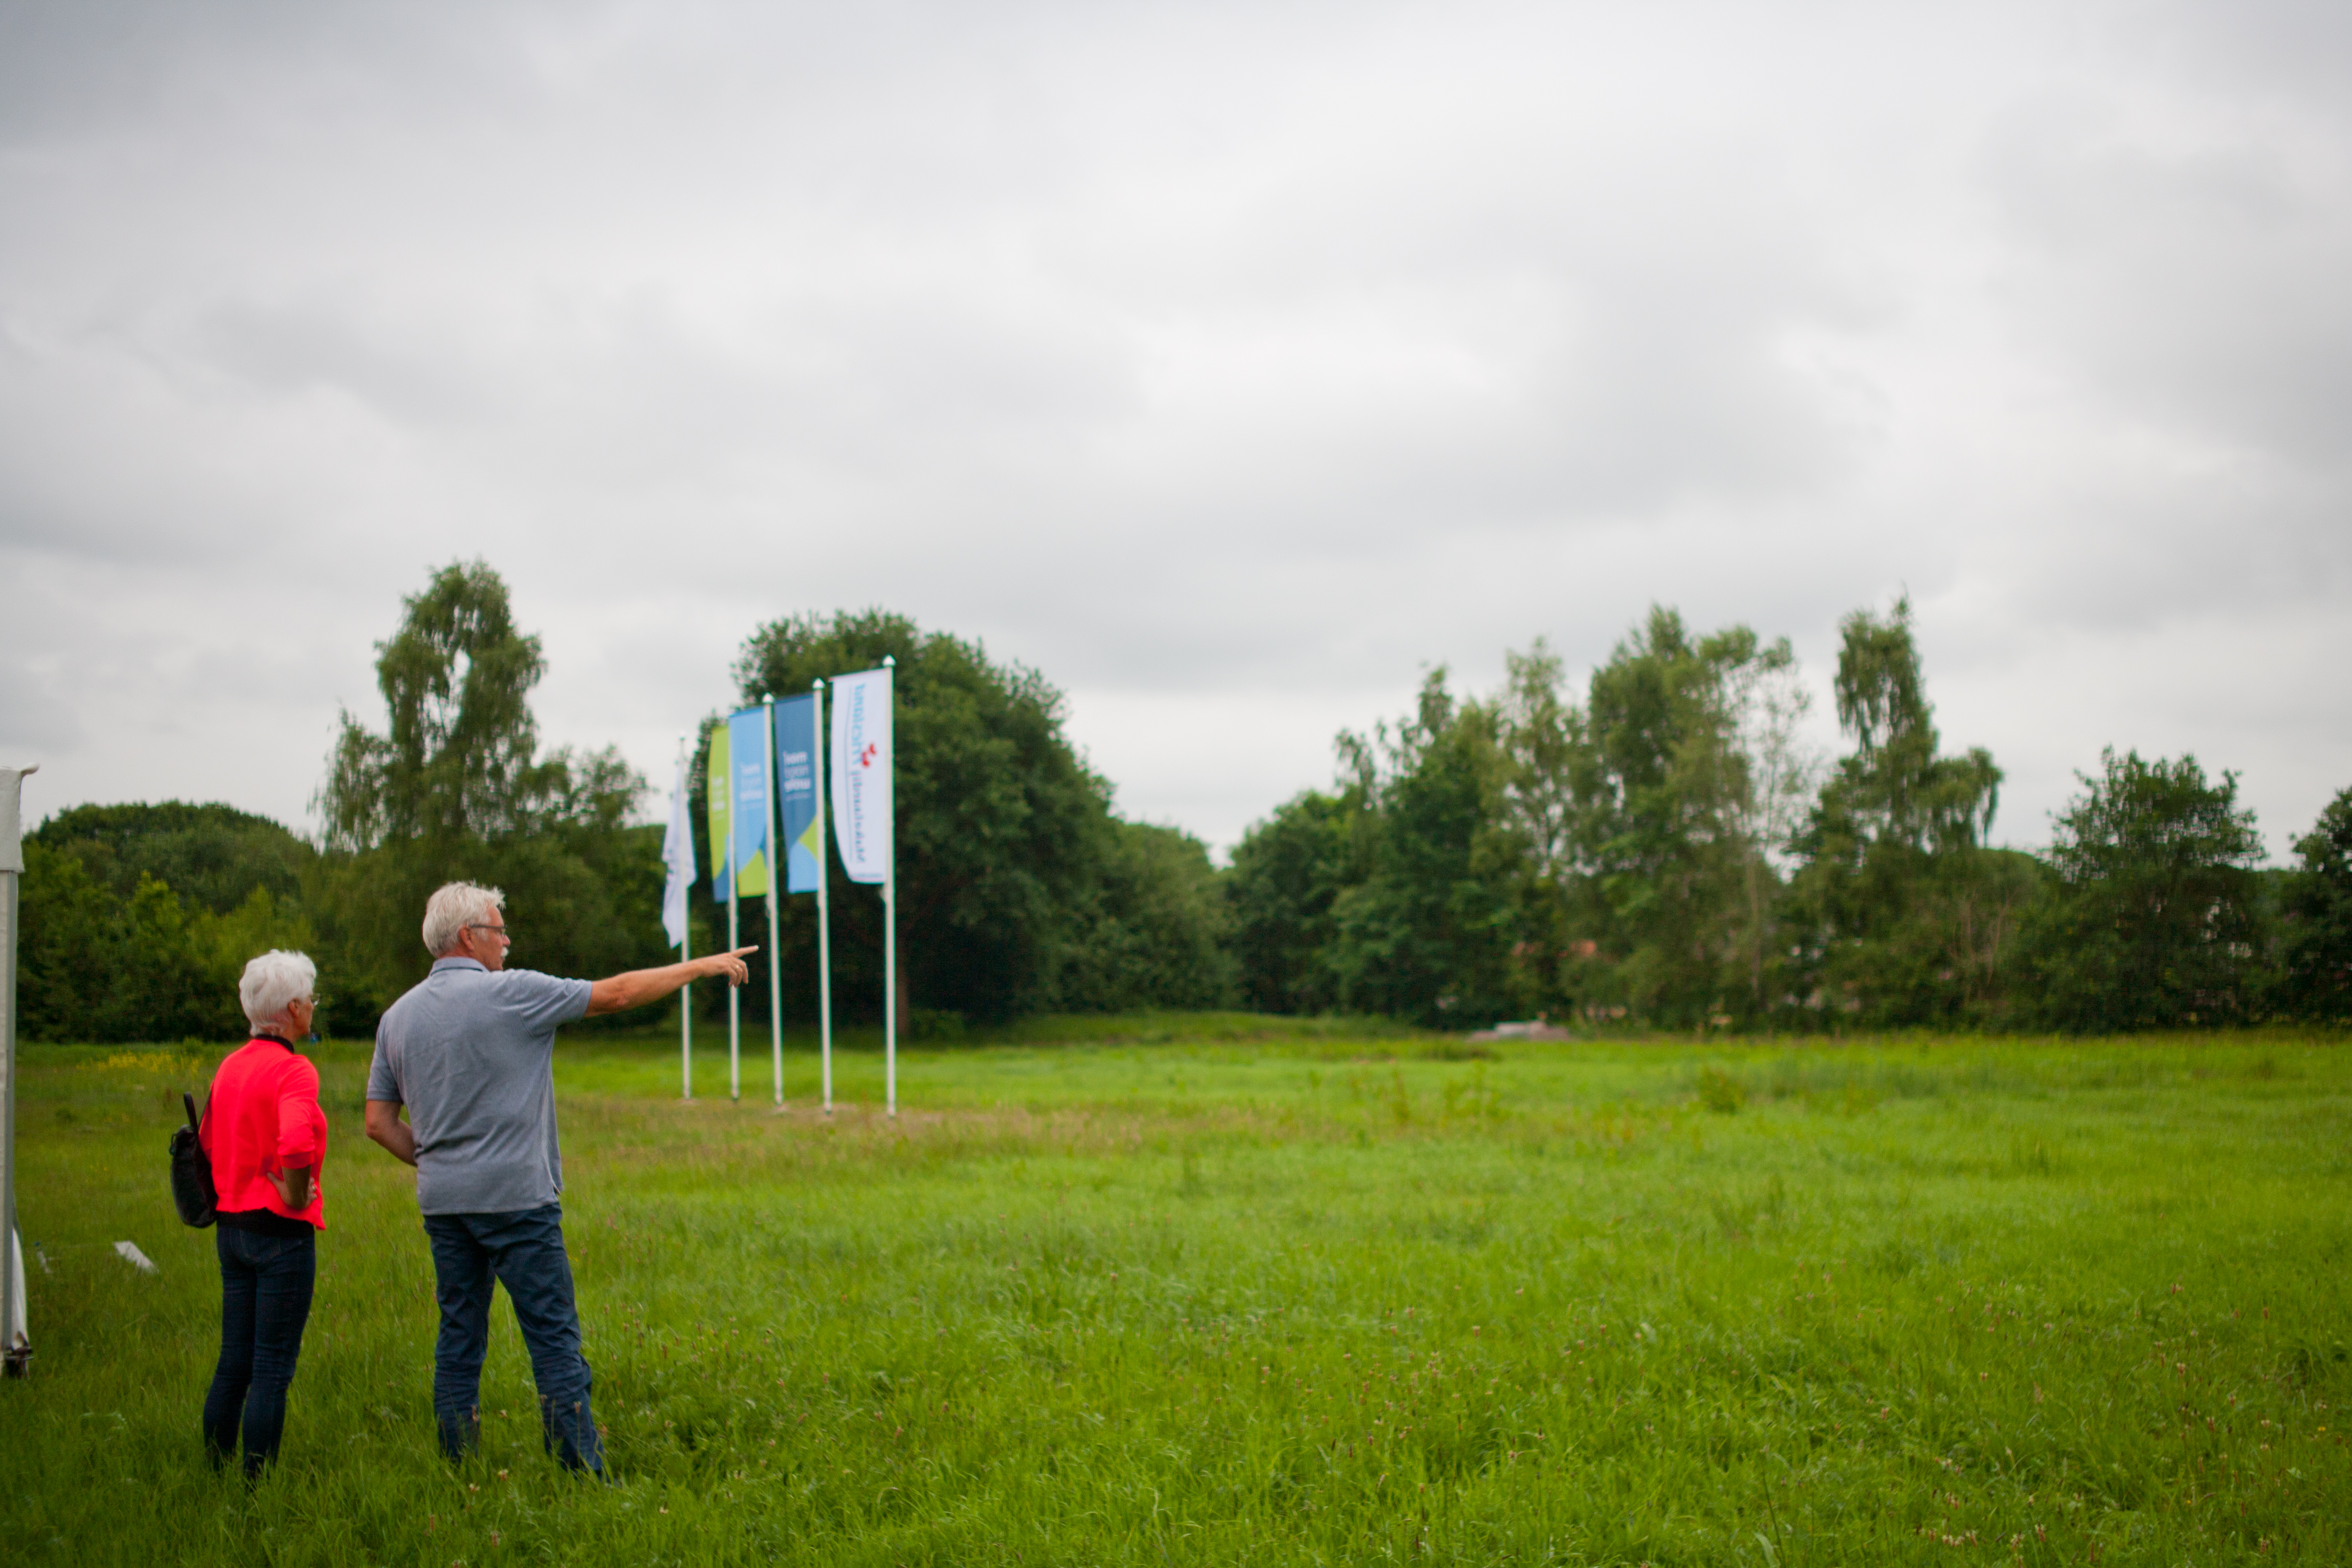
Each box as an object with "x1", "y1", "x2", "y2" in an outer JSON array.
[{"x1": 202, "y1": 1225, "x2": 316, "y2": 1478}]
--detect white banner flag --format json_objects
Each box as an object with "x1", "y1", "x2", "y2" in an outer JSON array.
[
  {"x1": 830, "y1": 666, "x2": 892, "y2": 884},
  {"x1": 660, "y1": 755, "x2": 694, "y2": 946}
]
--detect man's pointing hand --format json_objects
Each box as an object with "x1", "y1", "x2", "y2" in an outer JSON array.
[{"x1": 698, "y1": 946, "x2": 758, "y2": 987}]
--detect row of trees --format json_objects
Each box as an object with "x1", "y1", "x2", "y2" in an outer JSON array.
[
  {"x1": 16, "y1": 566, "x2": 2348, "y2": 1042},
  {"x1": 1230, "y1": 601, "x2": 2352, "y2": 1030},
  {"x1": 16, "y1": 564, "x2": 1234, "y2": 1042}
]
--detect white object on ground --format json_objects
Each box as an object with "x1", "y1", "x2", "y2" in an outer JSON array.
[
  {"x1": 1466, "y1": 1020, "x2": 1580, "y2": 1042},
  {"x1": 5, "y1": 1231, "x2": 24, "y2": 1352},
  {"x1": 112, "y1": 1241, "x2": 158, "y2": 1275}
]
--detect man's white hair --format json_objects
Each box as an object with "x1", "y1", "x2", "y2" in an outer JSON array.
[
  {"x1": 422, "y1": 882, "x2": 506, "y2": 956},
  {"x1": 239, "y1": 950, "x2": 317, "y2": 1030}
]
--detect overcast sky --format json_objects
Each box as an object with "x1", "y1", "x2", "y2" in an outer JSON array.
[{"x1": 2, "y1": 0, "x2": 2346, "y2": 859}]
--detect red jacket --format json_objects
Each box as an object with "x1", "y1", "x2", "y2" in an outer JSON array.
[{"x1": 203, "y1": 1038, "x2": 328, "y2": 1230}]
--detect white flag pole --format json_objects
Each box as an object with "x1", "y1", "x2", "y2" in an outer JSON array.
[
  {"x1": 727, "y1": 766, "x2": 740, "y2": 1104},
  {"x1": 763, "y1": 696, "x2": 784, "y2": 1108},
  {"x1": 882, "y1": 655, "x2": 896, "y2": 1119},
  {"x1": 2, "y1": 764, "x2": 36, "y2": 1378},
  {"x1": 678, "y1": 740, "x2": 692, "y2": 1102},
  {"x1": 814, "y1": 678, "x2": 833, "y2": 1116}
]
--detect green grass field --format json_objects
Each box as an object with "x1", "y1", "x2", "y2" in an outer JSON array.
[{"x1": 2, "y1": 1017, "x2": 2346, "y2": 1564}]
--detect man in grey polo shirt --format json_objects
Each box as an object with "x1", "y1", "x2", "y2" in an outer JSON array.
[{"x1": 364, "y1": 880, "x2": 751, "y2": 1474}]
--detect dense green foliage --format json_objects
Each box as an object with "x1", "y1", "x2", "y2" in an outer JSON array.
[
  {"x1": 4, "y1": 1024, "x2": 2347, "y2": 1564},
  {"x1": 1554, "y1": 616, "x2": 1806, "y2": 1026},
  {"x1": 1052, "y1": 819, "x2": 1238, "y2": 1014},
  {"x1": 2277, "y1": 787, "x2": 2352, "y2": 1022},
  {"x1": 1226, "y1": 790, "x2": 1354, "y2": 1014},
  {"x1": 28, "y1": 801, "x2": 312, "y2": 914},
  {"x1": 1229, "y1": 600, "x2": 2343, "y2": 1032},
  {"x1": 1326, "y1": 672, "x2": 1515, "y2": 1026},
  {"x1": 727, "y1": 610, "x2": 1234, "y2": 1024},
  {"x1": 2017, "y1": 750, "x2": 2267, "y2": 1030},
  {"x1": 16, "y1": 806, "x2": 316, "y2": 1042},
  {"x1": 1788, "y1": 602, "x2": 2022, "y2": 1027}
]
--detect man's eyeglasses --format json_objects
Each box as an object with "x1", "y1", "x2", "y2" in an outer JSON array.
[{"x1": 464, "y1": 923, "x2": 514, "y2": 942}]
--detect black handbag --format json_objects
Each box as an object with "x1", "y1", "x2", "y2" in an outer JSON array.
[{"x1": 170, "y1": 1092, "x2": 218, "y2": 1228}]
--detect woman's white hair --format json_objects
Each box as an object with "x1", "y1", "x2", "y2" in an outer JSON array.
[
  {"x1": 239, "y1": 950, "x2": 317, "y2": 1030},
  {"x1": 422, "y1": 881, "x2": 505, "y2": 956}
]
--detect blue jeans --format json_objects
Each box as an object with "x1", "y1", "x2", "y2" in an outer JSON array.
[
  {"x1": 202, "y1": 1225, "x2": 316, "y2": 1478},
  {"x1": 422, "y1": 1204, "x2": 602, "y2": 1474}
]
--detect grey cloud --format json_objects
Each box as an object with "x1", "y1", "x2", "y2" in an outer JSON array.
[
  {"x1": 0, "y1": 0, "x2": 2346, "y2": 858},
  {"x1": 1985, "y1": 104, "x2": 2352, "y2": 470},
  {"x1": 0, "y1": 646, "x2": 82, "y2": 754},
  {"x1": 2138, "y1": 0, "x2": 2352, "y2": 114},
  {"x1": 191, "y1": 297, "x2": 496, "y2": 428}
]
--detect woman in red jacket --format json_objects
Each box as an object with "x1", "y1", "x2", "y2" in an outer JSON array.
[{"x1": 200, "y1": 950, "x2": 328, "y2": 1478}]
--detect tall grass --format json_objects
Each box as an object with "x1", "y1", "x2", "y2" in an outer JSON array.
[{"x1": 3, "y1": 1025, "x2": 2346, "y2": 1564}]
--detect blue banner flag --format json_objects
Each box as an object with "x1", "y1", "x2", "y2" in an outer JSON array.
[
  {"x1": 728, "y1": 706, "x2": 772, "y2": 898},
  {"x1": 774, "y1": 694, "x2": 821, "y2": 893}
]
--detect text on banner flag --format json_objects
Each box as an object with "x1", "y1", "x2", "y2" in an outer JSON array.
[
  {"x1": 774, "y1": 694, "x2": 822, "y2": 894},
  {"x1": 728, "y1": 706, "x2": 772, "y2": 898},
  {"x1": 829, "y1": 667, "x2": 892, "y2": 884}
]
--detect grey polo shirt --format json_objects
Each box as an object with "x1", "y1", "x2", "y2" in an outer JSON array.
[{"x1": 367, "y1": 956, "x2": 594, "y2": 1216}]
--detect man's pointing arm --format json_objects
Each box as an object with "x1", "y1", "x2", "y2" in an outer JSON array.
[{"x1": 585, "y1": 947, "x2": 757, "y2": 1016}]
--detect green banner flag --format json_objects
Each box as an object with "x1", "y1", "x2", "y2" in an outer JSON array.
[{"x1": 706, "y1": 720, "x2": 732, "y2": 902}]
